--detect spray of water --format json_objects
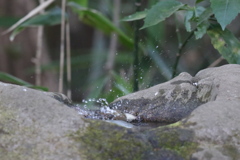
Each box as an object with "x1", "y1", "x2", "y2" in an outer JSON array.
[{"x1": 75, "y1": 98, "x2": 124, "y2": 120}]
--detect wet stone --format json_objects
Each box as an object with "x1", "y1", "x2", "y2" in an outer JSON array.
[
  {"x1": 75, "y1": 71, "x2": 214, "y2": 124},
  {"x1": 108, "y1": 83, "x2": 209, "y2": 123}
]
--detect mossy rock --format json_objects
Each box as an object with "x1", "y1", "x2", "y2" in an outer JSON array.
[
  {"x1": 70, "y1": 119, "x2": 199, "y2": 160},
  {"x1": 1, "y1": 64, "x2": 240, "y2": 160}
]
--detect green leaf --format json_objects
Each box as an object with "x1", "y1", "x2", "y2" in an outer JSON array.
[
  {"x1": 193, "y1": 7, "x2": 212, "y2": 39},
  {"x1": 69, "y1": 0, "x2": 88, "y2": 7},
  {"x1": 20, "y1": 7, "x2": 63, "y2": 27},
  {"x1": 10, "y1": 27, "x2": 24, "y2": 41},
  {"x1": 10, "y1": 7, "x2": 64, "y2": 41},
  {"x1": 194, "y1": 6, "x2": 205, "y2": 17},
  {"x1": 207, "y1": 25, "x2": 240, "y2": 64},
  {"x1": 197, "y1": 7, "x2": 213, "y2": 25},
  {"x1": 194, "y1": 22, "x2": 209, "y2": 39},
  {"x1": 0, "y1": 72, "x2": 48, "y2": 91},
  {"x1": 3, "y1": 0, "x2": 55, "y2": 35},
  {"x1": 0, "y1": 72, "x2": 31, "y2": 86},
  {"x1": 185, "y1": 6, "x2": 212, "y2": 36},
  {"x1": 184, "y1": 10, "x2": 194, "y2": 32},
  {"x1": 0, "y1": 17, "x2": 20, "y2": 27},
  {"x1": 68, "y1": 2, "x2": 133, "y2": 48},
  {"x1": 141, "y1": 0, "x2": 184, "y2": 29},
  {"x1": 196, "y1": 0, "x2": 205, "y2": 4},
  {"x1": 68, "y1": 0, "x2": 88, "y2": 18},
  {"x1": 210, "y1": 0, "x2": 240, "y2": 30},
  {"x1": 121, "y1": 10, "x2": 147, "y2": 21}
]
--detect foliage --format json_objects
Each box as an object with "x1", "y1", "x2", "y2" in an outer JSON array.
[
  {"x1": 121, "y1": 10, "x2": 147, "y2": 22},
  {"x1": 123, "y1": 0, "x2": 240, "y2": 64},
  {"x1": 68, "y1": 2, "x2": 133, "y2": 48},
  {"x1": 1, "y1": 0, "x2": 240, "y2": 104},
  {"x1": 10, "y1": 7, "x2": 64, "y2": 41},
  {"x1": 141, "y1": 0, "x2": 184, "y2": 29},
  {"x1": 210, "y1": 0, "x2": 240, "y2": 30},
  {"x1": 0, "y1": 72, "x2": 48, "y2": 91},
  {"x1": 4, "y1": 1, "x2": 133, "y2": 47},
  {"x1": 207, "y1": 25, "x2": 240, "y2": 64}
]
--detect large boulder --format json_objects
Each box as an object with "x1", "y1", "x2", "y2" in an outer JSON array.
[
  {"x1": 0, "y1": 64, "x2": 240, "y2": 159},
  {"x1": 0, "y1": 83, "x2": 84, "y2": 160}
]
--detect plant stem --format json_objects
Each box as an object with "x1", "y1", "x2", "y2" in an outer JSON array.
[
  {"x1": 104, "y1": 0, "x2": 120, "y2": 91},
  {"x1": 35, "y1": 27, "x2": 43, "y2": 86},
  {"x1": 208, "y1": 56, "x2": 224, "y2": 68},
  {"x1": 175, "y1": 14, "x2": 182, "y2": 52},
  {"x1": 133, "y1": 0, "x2": 141, "y2": 92},
  {"x1": 59, "y1": 0, "x2": 66, "y2": 93},
  {"x1": 172, "y1": 31, "x2": 194, "y2": 78},
  {"x1": 66, "y1": 21, "x2": 71, "y2": 98},
  {"x1": 35, "y1": 0, "x2": 45, "y2": 86}
]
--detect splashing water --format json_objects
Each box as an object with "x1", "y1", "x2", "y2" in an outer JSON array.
[
  {"x1": 81, "y1": 98, "x2": 108, "y2": 108},
  {"x1": 75, "y1": 98, "x2": 164, "y2": 129},
  {"x1": 75, "y1": 98, "x2": 123, "y2": 120}
]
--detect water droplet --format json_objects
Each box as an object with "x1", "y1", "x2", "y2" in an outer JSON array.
[{"x1": 192, "y1": 82, "x2": 198, "y2": 87}]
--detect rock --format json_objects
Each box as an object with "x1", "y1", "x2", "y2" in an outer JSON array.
[
  {"x1": 0, "y1": 83, "x2": 84, "y2": 160},
  {"x1": 109, "y1": 70, "x2": 214, "y2": 123},
  {"x1": 182, "y1": 64, "x2": 240, "y2": 159},
  {"x1": 108, "y1": 64, "x2": 240, "y2": 159},
  {"x1": 1, "y1": 64, "x2": 240, "y2": 159}
]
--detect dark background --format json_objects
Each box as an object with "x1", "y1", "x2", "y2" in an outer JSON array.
[{"x1": 0, "y1": 0, "x2": 239, "y2": 103}]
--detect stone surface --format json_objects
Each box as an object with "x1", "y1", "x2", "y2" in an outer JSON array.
[
  {"x1": 109, "y1": 70, "x2": 214, "y2": 123},
  {"x1": 0, "y1": 64, "x2": 240, "y2": 160},
  {"x1": 108, "y1": 64, "x2": 240, "y2": 159},
  {"x1": 183, "y1": 64, "x2": 240, "y2": 159},
  {"x1": 0, "y1": 83, "x2": 84, "y2": 160}
]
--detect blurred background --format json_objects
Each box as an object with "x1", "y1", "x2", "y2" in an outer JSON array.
[{"x1": 0, "y1": 0, "x2": 239, "y2": 103}]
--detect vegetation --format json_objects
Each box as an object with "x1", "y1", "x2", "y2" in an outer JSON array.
[{"x1": 0, "y1": 0, "x2": 240, "y2": 103}]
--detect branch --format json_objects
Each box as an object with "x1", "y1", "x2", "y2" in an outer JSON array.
[
  {"x1": 172, "y1": 31, "x2": 194, "y2": 78},
  {"x1": 66, "y1": 21, "x2": 72, "y2": 98},
  {"x1": 35, "y1": 0, "x2": 45, "y2": 86},
  {"x1": 59, "y1": 0, "x2": 66, "y2": 93},
  {"x1": 208, "y1": 56, "x2": 224, "y2": 68}
]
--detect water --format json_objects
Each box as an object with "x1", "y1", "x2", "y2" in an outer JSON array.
[
  {"x1": 75, "y1": 98, "x2": 123, "y2": 120},
  {"x1": 74, "y1": 98, "x2": 168, "y2": 129},
  {"x1": 81, "y1": 98, "x2": 109, "y2": 108}
]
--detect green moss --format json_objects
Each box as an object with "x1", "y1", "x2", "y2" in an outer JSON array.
[
  {"x1": 70, "y1": 119, "x2": 199, "y2": 160},
  {"x1": 147, "y1": 127, "x2": 198, "y2": 159},
  {"x1": 0, "y1": 104, "x2": 16, "y2": 135},
  {"x1": 166, "y1": 121, "x2": 182, "y2": 128},
  {"x1": 71, "y1": 119, "x2": 151, "y2": 160},
  {"x1": 222, "y1": 144, "x2": 240, "y2": 160}
]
